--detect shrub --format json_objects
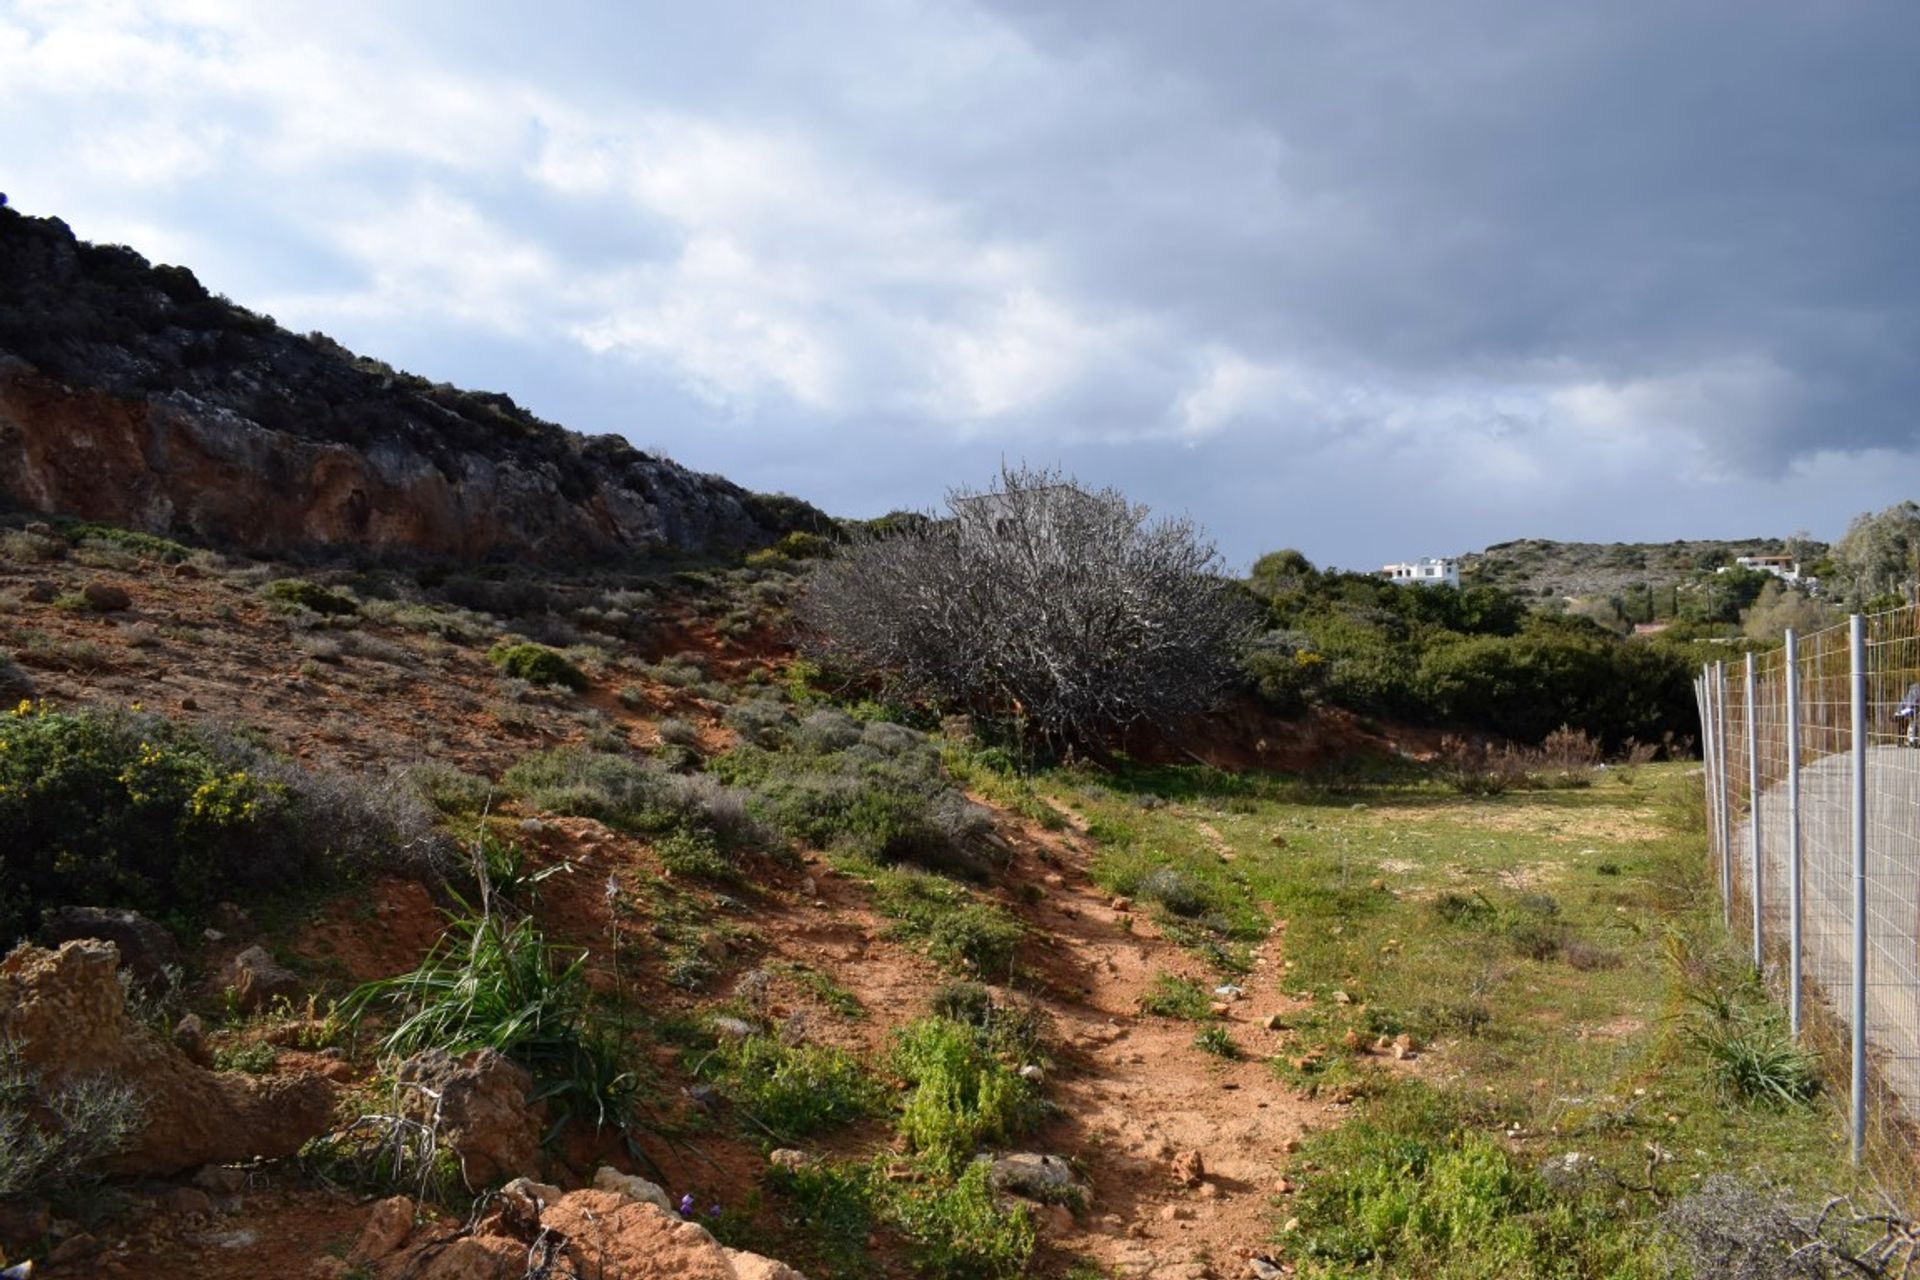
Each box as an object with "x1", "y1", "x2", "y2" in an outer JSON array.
[
  {"x1": 0, "y1": 704, "x2": 446, "y2": 942},
  {"x1": 0, "y1": 651, "x2": 30, "y2": 700},
  {"x1": 0, "y1": 1040, "x2": 143, "y2": 1199},
  {"x1": 60, "y1": 521, "x2": 191, "y2": 563},
  {"x1": 801, "y1": 463, "x2": 1257, "y2": 750},
  {"x1": 1687, "y1": 1010, "x2": 1818, "y2": 1108},
  {"x1": 702, "y1": 1035, "x2": 883, "y2": 1137},
  {"x1": 1193, "y1": 1024, "x2": 1239, "y2": 1058},
  {"x1": 406, "y1": 760, "x2": 493, "y2": 816},
  {"x1": 891, "y1": 1017, "x2": 1042, "y2": 1174},
  {"x1": 1136, "y1": 866, "x2": 1213, "y2": 919},
  {"x1": 263, "y1": 577, "x2": 359, "y2": 616},
  {"x1": 767, "y1": 1159, "x2": 878, "y2": 1277},
  {"x1": 487, "y1": 642, "x2": 588, "y2": 691}
]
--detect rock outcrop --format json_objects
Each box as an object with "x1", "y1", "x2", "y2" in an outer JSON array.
[
  {"x1": 0, "y1": 939, "x2": 335, "y2": 1175},
  {"x1": 0, "y1": 205, "x2": 826, "y2": 563},
  {"x1": 395, "y1": 1047, "x2": 544, "y2": 1189}
]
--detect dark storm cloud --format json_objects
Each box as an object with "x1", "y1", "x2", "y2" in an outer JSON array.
[{"x1": 0, "y1": 0, "x2": 1913, "y2": 565}]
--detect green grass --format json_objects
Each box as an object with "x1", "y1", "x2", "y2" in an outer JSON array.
[
  {"x1": 834, "y1": 856, "x2": 1023, "y2": 978},
  {"x1": 1019, "y1": 761, "x2": 1868, "y2": 1276},
  {"x1": 262, "y1": 577, "x2": 359, "y2": 616}
]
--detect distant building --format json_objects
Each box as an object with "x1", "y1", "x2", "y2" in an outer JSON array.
[
  {"x1": 1725, "y1": 555, "x2": 1804, "y2": 584},
  {"x1": 1378, "y1": 557, "x2": 1460, "y2": 588}
]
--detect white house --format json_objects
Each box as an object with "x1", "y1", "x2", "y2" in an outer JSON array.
[
  {"x1": 1379, "y1": 557, "x2": 1460, "y2": 588},
  {"x1": 1728, "y1": 554, "x2": 1801, "y2": 584}
]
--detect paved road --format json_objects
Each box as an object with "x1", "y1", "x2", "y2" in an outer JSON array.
[{"x1": 1735, "y1": 745, "x2": 1920, "y2": 1109}]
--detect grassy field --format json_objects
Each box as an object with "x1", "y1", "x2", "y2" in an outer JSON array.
[{"x1": 1017, "y1": 757, "x2": 1873, "y2": 1277}]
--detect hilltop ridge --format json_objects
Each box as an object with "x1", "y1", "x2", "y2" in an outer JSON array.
[
  {"x1": 0, "y1": 204, "x2": 825, "y2": 563},
  {"x1": 1456, "y1": 534, "x2": 1824, "y2": 601}
]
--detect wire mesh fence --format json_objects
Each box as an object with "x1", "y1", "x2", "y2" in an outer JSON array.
[{"x1": 1697, "y1": 603, "x2": 1920, "y2": 1192}]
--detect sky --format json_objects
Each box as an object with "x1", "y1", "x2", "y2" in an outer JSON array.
[{"x1": 2, "y1": 0, "x2": 1915, "y2": 572}]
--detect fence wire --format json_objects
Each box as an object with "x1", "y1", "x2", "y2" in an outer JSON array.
[{"x1": 1699, "y1": 604, "x2": 1920, "y2": 1193}]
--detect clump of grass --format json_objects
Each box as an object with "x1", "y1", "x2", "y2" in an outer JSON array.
[
  {"x1": 406, "y1": 760, "x2": 493, "y2": 816},
  {"x1": 59, "y1": 521, "x2": 192, "y2": 563},
  {"x1": 1683, "y1": 996, "x2": 1819, "y2": 1109},
  {"x1": 1141, "y1": 972, "x2": 1213, "y2": 1020},
  {"x1": 766, "y1": 1158, "x2": 880, "y2": 1277},
  {"x1": 1193, "y1": 1024, "x2": 1239, "y2": 1058},
  {"x1": 211, "y1": 1040, "x2": 278, "y2": 1074},
  {"x1": 700, "y1": 1034, "x2": 884, "y2": 1138},
  {"x1": 488, "y1": 642, "x2": 588, "y2": 691},
  {"x1": 263, "y1": 577, "x2": 359, "y2": 616},
  {"x1": 771, "y1": 961, "x2": 866, "y2": 1019},
  {"x1": 344, "y1": 903, "x2": 634, "y2": 1131}
]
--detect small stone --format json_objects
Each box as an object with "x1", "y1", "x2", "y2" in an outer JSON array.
[
  {"x1": 1341, "y1": 1030, "x2": 1363, "y2": 1052},
  {"x1": 1018, "y1": 1063, "x2": 1044, "y2": 1082},
  {"x1": 711, "y1": 1016, "x2": 756, "y2": 1042},
  {"x1": 1281, "y1": 1137, "x2": 1301, "y2": 1154},
  {"x1": 1282, "y1": 1216, "x2": 1301, "y2": 1232},
  {"x1": 1369, "y1": 877, "x2": 1386, "y2": 891},
  {"x1": 1268, "y1": 833, "x2": 1288, "y2": 849},
  {"x1": 799, "y1": 876, "x2": 816, "y2": 896},
  {"x1": 1273, "y1": 1175, "x2": 1293, "y2": 1194},
  {"x1": 520, "y1": 818, "x2": 544, "y2": 835},
  {"x1": 1160, "y1": 1204, "x2": 1193, "y2": 1221},
  {"x1": 769, "y1": 1149, "x2": 814, "y2": 1171},
  {"x1": 1262, "y1": 1014, "x2": 1288, "y2": 1031},
  {"x1": 1209, "y1": 1001, "x2": 1231, "y2": 1018},
  {"x1": 1392, "y1": 1033, "x2": 1417, "y2": 1061},
  {"x1": 1169, "y1": 1149, "x2": 1205, "y2": 1187},
  {"x1": 1249, "y1": 1256, "x2": 1286, "y2": 1279},
  {"x1": 180, "y1": 695, "x2": 199, "y2": 711},
  {"x1": 1110, "y1": 896, "x2": 1132, "y2": 911},
  {"x1": 173, "y1": 1013, "x2": 212, "y2": 1066},
  {"x1": 1331, "y1": 990, "x2": 1352, "y2": 1005},
  {"x1": 591, "y1": 1167, "x2": 675, "y2": 1213}
]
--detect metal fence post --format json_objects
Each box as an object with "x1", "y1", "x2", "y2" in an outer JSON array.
[
  {"x1": 1747, "y1": 651, "x2": 1763, "y2": 967},
  {"x1": 1784, "y1": 629, "x2": 1803, "y2": 1039},
  {"x1": 1849, "y1": 613, "x2": 1867, "y2": 1164}
]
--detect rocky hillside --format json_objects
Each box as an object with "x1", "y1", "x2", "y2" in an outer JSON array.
[
  {"x1": 0, "y1": 205, "x2": 824, "y2": 563},
  {"x1": 1458, "y1": 535, "x2": 1825, "y2": 600}
]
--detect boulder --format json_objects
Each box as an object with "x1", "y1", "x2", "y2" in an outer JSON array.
[
  {"x1": 0, "y1": 941, "x2": 335, "y2": 1176},
  {"x1": 592, "y1": 1166, "x2": 676, "y2": 1213},
  {"x1": 220, "y1": 945, "x2": 301, "y2": 1013},
  {"x1": 395, "y1": 1047, "x2": 543, "y2": 1189},
  {"x1": 40, "y1": 906, "x2": 180, "y2": 990},
  {"x1": 396, "y1": 1186, "x2": 808, "y2": 1280},
  {"x1": 981, "y1": 1152, "x2": 1085, "y2": 1204},
  {"x1": 350, "y1": 1195, "x2": 415, "y2": 1262},
  {"x1": 81, "y1": 581, "x2": 131, "y2": 612}
]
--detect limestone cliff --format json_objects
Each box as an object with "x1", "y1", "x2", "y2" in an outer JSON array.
[{"x1": 0, "y1": 205, "x2": 824, "y2": 561}]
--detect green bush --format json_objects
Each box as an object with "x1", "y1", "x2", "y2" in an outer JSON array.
[
  {"x1": 487, "y1": 642, "x2": 588, "y2": 691},
  {"x1": 882, "y1": 1158, "x2": 1036, "y2": 1280},
  {"x1": 0, "y1": 704, "x2": 446, "y2": 943},
  {"x1": 766, "y1": 1158, "x2": 879, "y2": 1276},
  {"x1": 867, "y1": 870, "x2": 1024, "y2": 977},
  {"x1": 703, "y1": 1035, "x2": 883, "y2": 1137},
  {"x1": 890, "y1": 1016, "x2": 1042, "y2": 1175},
  {"x1": 59, "y1": 521, "x2": 192, "y2": 563},
  {"x1": 263, "y1": 577, "x2": 359, "y2": 616}
]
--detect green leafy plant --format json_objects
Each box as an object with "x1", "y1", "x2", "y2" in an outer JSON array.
[
  {"x1": 1193, "y1": 1024, "x2": 1239, "y2": 1059},
  {"x1": 882, "y1": 1158, "x2": 1036, "y2": 1280},
  {"x1": 701, "y1": 1034, "x2": 883, "y2": 1138},
  {"x1": 0, "y1": 1040, "x2": 143, "y2": 1199},
  {"x1": 890, "y1": 1016, "x2": 1042, "y2": 1175}
]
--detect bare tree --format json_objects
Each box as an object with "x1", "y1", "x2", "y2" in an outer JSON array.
[{"x1": 800, "y1": 465, "x2": 1257, "y2": 749}]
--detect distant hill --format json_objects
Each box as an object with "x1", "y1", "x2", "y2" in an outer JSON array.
[
  {"x1": 0, "y1": 204, "x2": 826, "y2": 563},
  {"x1": 1457, "y1": 536, "x2": 1827, "y2": 602}
]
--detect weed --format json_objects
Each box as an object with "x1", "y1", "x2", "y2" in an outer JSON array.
[
  {"x1": 1141, "y1": 973, "x2": 1213, "y2": 1020},
  {"x1": 766, "y1": 1158, "x2": 879, "y2": 1277},
  {"x1": 882, "y1": 1158, "x2": 1036, "y2": 1280},
  {"x1": 1685, "y1": 1006, "x2": 1819, "y2": 1108},
  {"x1": 701, "y1": 1035, "x2": 883, "y2": 1139},
  {"x1": 771, "y1": 962, "x2": 866, "y2": 1019},
  {"x1": 211, "y1": 1040, "x2": 278, "y2": 1073},
  {"x1": 1193, "y1": 1024, "x2": 1239, "y2": 1058},
  {"x1": 860, "y1": 865, "x2": 1024, "y2": 977},
  {"x1": 407, "y1": 760, "x2": 493, "y2": 816},
  {"x1": 891, "y1": 1016, "x2": 1042, "y2": 1175}
]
